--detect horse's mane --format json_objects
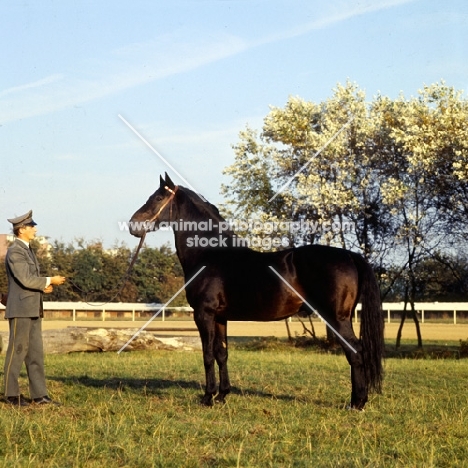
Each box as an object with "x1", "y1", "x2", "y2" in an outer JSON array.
[{"x1": 179, "y1": 186, "x2": 226, "y2": 222}]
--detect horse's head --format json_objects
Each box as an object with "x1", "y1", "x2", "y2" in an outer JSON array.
[{"x1": 129, "y1": 172, "x2": 178, "y2": 238}]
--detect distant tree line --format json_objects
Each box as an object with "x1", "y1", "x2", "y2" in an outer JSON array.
[{"x1": 0, "y1": 239, "x2": 187, "y2": 306}]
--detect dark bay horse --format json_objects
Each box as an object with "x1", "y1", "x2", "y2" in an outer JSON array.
[{"x1": 129, "y1": 173, "x2": 384, "y2": 409}]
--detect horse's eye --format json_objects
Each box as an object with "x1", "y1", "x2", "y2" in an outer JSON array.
[{"x1": 155, "y1": 196, "x2": 163, "y2": 202}]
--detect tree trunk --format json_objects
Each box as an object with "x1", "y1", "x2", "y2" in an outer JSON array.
[
  {"x1": 284, "y1": 319, "x2": 292, "y2": 341},
  {"x1": 296, "y1": 314, "x2": 316, "y2": 338},
  {"x1": 396, "y1": 284, "x2": 410, "y2": 349},
  {"x1": 308, "y1": 314, "x2": 317, "y2": 338},
  {"x1": 396, "y1": 274, "x2": 424, "y2": 349},
  {"x1": 410, "y1": 305, "x2": 423, "y2": 348},
  {"x1": 395, "y1": 307, "x2": 407, "y2": 349},
  {"x1": 410, "y1": 272, "x2": 423, "y2": 348}
]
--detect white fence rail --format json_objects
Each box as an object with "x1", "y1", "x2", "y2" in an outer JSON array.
[
  {"x1": 355, "y1": 302, "x2": 468, "y2": 324},
  {"x1": 1, "y1": 301, "x2": 468, "y2": 324},
  {"x1": 0, "y1": 302, "x2": 192, "y2": 322}
]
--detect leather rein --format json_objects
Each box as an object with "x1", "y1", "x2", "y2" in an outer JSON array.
[{"x1": 71, "y1": 185, "x2": 178, "y2": 306}]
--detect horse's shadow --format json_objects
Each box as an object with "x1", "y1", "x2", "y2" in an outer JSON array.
[{"x1": 48, "y1": 374, "x2": 308, "y2": 404}]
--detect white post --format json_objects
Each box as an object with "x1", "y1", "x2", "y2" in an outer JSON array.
[
  {"x1": 387, "y1": 309, "x2": 391, "y2": 324},
  {"x1": 421, "y1": 309, "x2": 424, "y2": 324},
  {"x1": 102, "y1": 309, "x2": 105, "y2": 321},
  {"x1": 454, "y1": 310, "x2": 457, "y2": 325},
  {"x1": 73, "y1": 308, "x2": 76, "y2": 322},
  {"x1": 132, "y1": 309, "x2": 135, "y2": 322}
]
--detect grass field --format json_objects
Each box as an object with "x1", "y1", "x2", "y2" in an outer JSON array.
[{"x1": 1, "y1": 338, "x2": 468, "y2": 467}]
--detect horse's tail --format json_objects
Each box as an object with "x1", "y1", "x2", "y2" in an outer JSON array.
[{"x1": 354, "y1": 254, "x2": 384, "y2": 393}]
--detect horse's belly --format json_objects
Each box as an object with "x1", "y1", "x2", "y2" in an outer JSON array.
[{"x1": 223, "y1": 294, "x2": 302, "y2": 322}]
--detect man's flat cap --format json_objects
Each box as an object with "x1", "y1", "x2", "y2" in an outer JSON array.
[{"x1": 7, "y1": 210, "x2": 37, "y2": 229}]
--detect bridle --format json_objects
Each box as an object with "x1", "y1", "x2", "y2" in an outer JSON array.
[
  {"x1": 70, "y1": 185, "x2": 179, "y2": 306},
  {"x1": 144, "y1": 185, "x2": 179, "y2": 228},
  {"x1": 107, "y1": 185, "x2": 179, "y2": 295}
]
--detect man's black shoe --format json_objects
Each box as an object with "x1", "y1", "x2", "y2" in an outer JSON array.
[
  {"x1": 5, "y1": 395, "x2": 31, "y2": 407},
  {"x1": 33, "y1": 396, "x2": 61, "y2": 406}
]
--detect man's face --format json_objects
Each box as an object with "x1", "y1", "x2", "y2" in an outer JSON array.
[{"x1": 19, "y1": 225, "x2": 37, "y2": 242}]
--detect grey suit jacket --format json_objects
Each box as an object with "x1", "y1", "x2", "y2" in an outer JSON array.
[{"x1": 5, "y1": 239, "x2": 48, "y2": 318}]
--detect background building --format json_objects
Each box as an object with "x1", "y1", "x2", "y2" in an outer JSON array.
[
  {"x1": 0, "y1": 234, "x2": 14, "y2": 258},
  {"x1": 0, "y1": 234, "x2": 50, "y2": 258}
]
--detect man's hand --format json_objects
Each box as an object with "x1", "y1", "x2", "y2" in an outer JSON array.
[
  {"x1": 43, "y1": 285, "x2": 54, "y2": 294},
  {"x1": 50, "y1": 276, "x2": 66, "y2": 286}
]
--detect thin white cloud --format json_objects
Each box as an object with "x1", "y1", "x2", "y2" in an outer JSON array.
[
  {"x1": 0, "y1": 74, "x2": 64, "y2": 98},
  {"x1": 253, "y1": 0, "x2": 418, "y2": 46},
  {"x1": 0, "y1": 34, "x2": 247, "y2": 123},
  {"x1": 0, "y1": 0, "x2": 417, "y2": 124}
]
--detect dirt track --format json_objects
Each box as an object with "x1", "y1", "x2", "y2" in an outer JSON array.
[{"x1": 1, "y1": 319, "x2": 467, "y2": 341}]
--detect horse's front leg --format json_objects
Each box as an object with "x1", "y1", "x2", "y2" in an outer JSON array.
[
  {"x1": 194, "y1": 310, "x2": 217, "y2": 406},
  {"x1": 214, "y1": 317, "x2": 230, "y2": 404}
]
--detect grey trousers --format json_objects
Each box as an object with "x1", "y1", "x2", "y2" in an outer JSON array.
[{"x1": 3, "y1": 317, "x2": 48, "y2": 399}]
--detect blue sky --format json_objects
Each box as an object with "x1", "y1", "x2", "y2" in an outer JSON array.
[{"x1": 1, "y1": 0, "x2": 467, "y2": 249}]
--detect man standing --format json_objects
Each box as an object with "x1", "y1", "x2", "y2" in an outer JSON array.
[{"x1": 3, "y1": 210, "x2": 66, "y2": 407}]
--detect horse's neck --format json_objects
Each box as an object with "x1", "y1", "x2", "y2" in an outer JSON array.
[{"x1": 172, "y1": 199, "x2": 231, "y2": 270}]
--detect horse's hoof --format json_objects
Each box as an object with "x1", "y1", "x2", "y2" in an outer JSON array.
[
  {"x1": 346, "y1": 404, "x2": 365, "y2": 411},
  {"x1": 200, "y1": 396, "x2": 214, "y2": 407},
  {"x1": 214, "y1": 395, "x2": 227, "y2": 405}
]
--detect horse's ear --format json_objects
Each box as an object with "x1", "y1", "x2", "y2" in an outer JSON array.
[
  {"x1": 159, "y1": 175, "x2": 165, "y2": 188},
  {"x1": 164, "y1": 172, "x2": 175, "y2": 190}
]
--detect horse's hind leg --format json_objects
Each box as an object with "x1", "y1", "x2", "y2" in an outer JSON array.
[
  {"x1": 335, "y1": 319, "x2": 368, "y2": 410},
  {"x1": 213, "y1": 317, "x2": 230, "y2": 404},
  {"x1": 194, "y1": 311, "x2": 217, "y2": 406}
]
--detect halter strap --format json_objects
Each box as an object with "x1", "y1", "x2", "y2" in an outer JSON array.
[{"x1": 146, "y1": 185, "x2": 179, "y2": 226}]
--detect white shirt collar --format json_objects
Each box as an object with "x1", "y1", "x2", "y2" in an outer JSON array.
[{"x1": 16, "y1": 238, "x2": 30, "y2": 248}]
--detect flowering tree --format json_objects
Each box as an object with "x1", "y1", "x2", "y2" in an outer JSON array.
[
  {"x1": 223, "y1": 82, "x2": 397, "y2": 261},
  {"x1": 222, "y1": 81, "x2": 468, "y2": 346},
  {"x1": 377, "y1": 84, "x2": 468, "y2": 345}
]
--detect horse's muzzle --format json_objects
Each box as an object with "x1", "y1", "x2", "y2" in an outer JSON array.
[{"x1": 129, "y1": 224, "x2": 145, "y2": 238}]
